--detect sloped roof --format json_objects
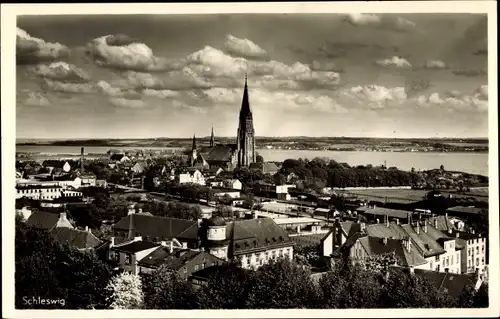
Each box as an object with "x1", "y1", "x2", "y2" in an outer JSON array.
[
  {"x1": 361, "y1": 207, "x2": 411, "y2": 219},
  {"x1": 340, "y1": 221, "x2": 362, "y2": 238},
  {"x1": 226, "y1": 218, "x2": 295, "y2": 255},
  {"x1": 446, "y1": 206, "x2": 483, "y2": 215},
  {"x1": 110, "y1": 154, "x2": 126, "y2": 161},
  {"x1": 414, "y1": 269, "x2": 478, "y2": 298},
  {"x1": 26, "y1": 211, "x2": 61, "y2": 230},
  {"x1": 205, "y1": 144, "x2": 237, "y2": 162},
  {"x1": 401, "y1": 224, "x2": 446, "y2": 257},
  {"x1": 358, "y1": 236, "x2": 427, "y2": 267},
  {"x1": 50, "y1": 228, "x2": 101, "y2": 250},
  {"x1": 249, "y1": 162, "x2": 279, "y2": 172},
  {"x1": 112, "y1": 240, "x2": 160, "y2": 253},
  {"x1": 365, "y1": 223, "x2": 409, "y2": 240},
  {"x1": 427, "y1": 216, "x2": 456, "y2": 232},
  {"x1": 113, "y1": 214, "x2": 199, "y2": 241}
]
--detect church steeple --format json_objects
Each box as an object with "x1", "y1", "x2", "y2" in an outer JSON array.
[
  {"x1": 236, "y1": 74, "x2": 256, "y2": 167},
  {"x1": 191, "y1": 133, "x2": 197, "y2": 167},
  {"x1": 210, "y1": 126, "x2": 215, "y2": 148},
  {"x1": 192, "y1": 133, "x2": 197, "y2": 150}
]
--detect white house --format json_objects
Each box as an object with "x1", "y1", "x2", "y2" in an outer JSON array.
[
  {"x1": 178, "y1": 169, "x2": 205, "y2": 185},
  {"x1": 223, "y1": 179, "x2": 242, "y2": 190}
]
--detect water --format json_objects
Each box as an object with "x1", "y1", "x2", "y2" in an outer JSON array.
[{"x1": 16, "y1": 145, "x2": 489, "y2": 176}]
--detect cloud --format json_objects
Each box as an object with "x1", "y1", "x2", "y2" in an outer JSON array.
[
  {"x1": 224, "y1": 34, "x2": 268, "y2": 60},
  {"x1": 16, "y1": 28, "x2": 69, "y2": 64},
  {"x1": 414, "y1": 89, "x2": 488, "y2": 113},
  {"x1": 116, "y1": 68, "x2": 213, "y2": 91},
  {"x1": 405, "y1": 78, "x2": 431, "y2": 97},
  {"x1": 42, "y1": 79, "x2": 95, "y2": 94},
  {"x1": 423, "y1": 60, "x2": 447, "y2": 69},
  {"x1": 375, "y1": 56, "x2": 412, "y2": 68},
  {"x1": 338, "y1": 85, "x2": 407, "y2": 109},
  {"x1": 344, "y1": 14, "x2": 416, "y2": 32},
  {"x1": 109, "y1": 97, "x2": 145, "y2": 108},
  {"x1": 32, "y1": 62, "x2": 90, "y2": 82},
  {"x1": 86, "y1": 34, "x2": 185, "y2": 72},
  {"x1": 475, "y1": 85, "x2": 488, "y2": 100},
  {"x1": 452, "y1": 68, "x2": 487, "y2": 77},
  {"x1": 142, "y1": 88, "x2": 180, "y2": 99},
  {"x1": 97, "y1": 80, "x2": 142, "y2": 99},
  {"x1": 24, "y1": 91, "x2": 50, "y2": 106}
]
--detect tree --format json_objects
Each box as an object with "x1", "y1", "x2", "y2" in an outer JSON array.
[
  {"x1": 440, "y1": 164, "x2": 445, "y2": 171},
  {"x1": 105, "y1": 272, "x2": 144, "y2": 309},
  {"x1": 142, "y1": 266, "x2": 199, "y2": 309},
  {"x1": 197, "y1": 263, "x2": 251, "y2": 309},
  {"x1": 15, "y1": 223, "x2": 112, "y2": 309},
  {"x1": 256, "y1": 152, "x2": 264, "y2": 163},
  {"x1": 244, "y1": 258, "x2": 320, "y2": 308},
  {"x1": 214, "y1": 205, "x2": 234, "y2": 218}
]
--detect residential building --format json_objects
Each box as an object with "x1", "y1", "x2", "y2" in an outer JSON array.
[
  {"x1": 201, "y1": 216, "x2": 295, "y2": 269},
  {"x1": 273, "y1": 217, "x2": 325, "y2": 235},
  {"x1": 249, "y1": 162, "x2": 280, "y2": 175},
  {"x1": 51, "y1": 226, "x2": 101, "y2": 251},
  {"x1": 109, "y1": 238, "x2": 161, "y2": 275},
  {"x1": 26, "y1": 211, "x2": 74, "y2": 231},
  {"x1": 414, "y1": 269, "x2": 483, "y2": 300},
  {"x1": 222, "y1": 179, "x2": 242, "y2": 190},
  {"x1": 177, "y1": 168, "x2": 206, "y2": 185},
  {"x1": 357, "y1": 206, "x2": 412, "y2": 224},
  {"x1": 453, "y1": 230, "x2": 487, "y2": 277},
  {"x1": 138, "y1": 247, "x2": 225, "y2": 279},
  {"x1": 110, "y1": 153, "x2": 130, "y2": 163},
  {"x1": 320, "y1": 220, "x2": 363, "y2": 257}
]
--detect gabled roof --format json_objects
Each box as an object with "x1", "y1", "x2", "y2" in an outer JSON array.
[
  {"x1": 401, "y1": 224, "x2": 446, "y2": 257},
  {"x1": 112, "y1": 240, "x2": 160, "y2": 253},
  {"x1": 427, "y1": 216, "x2": 456, "y2": 232},
  {"x1": 26, "y1": 211, "x2": 61, "y2": 230},
  {"x1": 205, "y1": 144, "x2": 237, "y2": 162},
  {"x1": 414, "y1": 269, "x2": 478, "y2": 298},
  {"x1": 365, "y1": 223, "x2": 409, "y2": 240},
  {"x1": 226, "y1": 218, "x2": 295, "y2": 255},
  {"x1": 249, "y1": 162, "x2": 279, "y2": 172},
  {"x1": 113, "y1": 214, "x2": 199, "y2": 241},
  {"x1": 138, "y1": 248, "x2": 224, "y2": 270},
  {"x1": 340, "y1": 221, "x2": 362, "y2": 238},
  {"x1": 50, "y1": 228, "x2": 101, "y2": 250},
  {"x1": 358, "y1": 236, "x2": 427, "y2": 267}
]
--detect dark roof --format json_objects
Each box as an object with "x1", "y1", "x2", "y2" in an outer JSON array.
[
  {"x1": 206, "y1": 216, "x2": 227, "y2": 227},
  {"x1": 26, "y1": 211, "x2": 60, "y2": 230},
  {"x1": 42, "y1": 160, "x2": 66, "y2": 168},
  {"x1": 361, "y1": 207, "x2": 411, "y2": 219},
  {"x1": 446, "y1": 206, "x2": 483, "y2": 215},
  {"x1": 427, "y1": 216, "x2": 456, "y2": 232},
  {"x1": 226, "y1": 218, "x2": 295, "y2": 255},
  {"x1": 190, "y1": 265, "x2": 227, "y2": 281},
  {"x1": 358, "y1": 236, "x2": 427, "y2": 267},
  {"x1": 414, "y1": 269, "x2": 478, "y2": 298},
  {"x1": 205, "y1": 144, "x2": 237, "y2": 162},
  {"x1": 16, "y1": 184, "x2": 63, "y2": 190},
  {"x1": 138, "y1": 248, "x2": 219, "y2": 270},
  {"x1": 401, "y1": 224, "x2": 446, "y2": 257},
  {"x1": 113, "y1": 214, "x2": 199, "y2": 241},
  {"x1": 202, "y1": 167, "x2": 223, "y2": 175},
  {"x1": 112, "y1": 240, "x2": 160, "y2": 253},
  {"x1": 249, "y1": 162, "x2": 279, "y2": 172},
  {"x1": 110, "y1": 154, "x2": 126, "y2": 161},
  {"x1": 50, "y1": 228, "x2": 101, "y2": 250},
  {"x1": 340, "y1": 221, "x2": 362, "y2": 238}
]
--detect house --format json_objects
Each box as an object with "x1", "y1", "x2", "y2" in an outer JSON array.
[
  {"x1": 26, "y1": 211, "x2": 74, "y2": 231},
  {"x1": 427, "y1": 215, "x2": 460, "y2": 233},
  {"x1": 201, "y1": 216, "x2": 296, "y2": 269},
  {"x1": 177, "y1": 168, "x2": 205, "y2": 185},
  {"x1": 452, "y1": 230, "x2": 487, "y2": 277},
  {"x1": 131, "y1": 162, "x2": 147, "y2": 175},
  {"x1": 222, "y1": 179, "x2": 242, "y2": 190},
  {"x1": 109, "y1": 238, "x2": 161, "y2": 275},
  {"x1": 42, "y1": 160, "x2": 71, "y2": 173},
  {"x1": 16, "y1": 182, "x2": 63, "y2": 200},
  {"x1": 77, "y1": 173, "x2": 97, "y2": 187},
  {"x1": 199, "y1": 144, "x2": 238, "y2": 171},
  {"x1": 414, "y1": 269, "x2": 483, "y2": 300},
  {"x1": 111, "y1": 213, "x2": 200, "y2": 248},
  {"x1": 213, "y1": 188, "x2": 241, "y2": 200},
  {"x1": 321, "y1": 220, "x2": 363, "y2": 257},
  {"x1": 16, "y1": 206, "x2": 33, "y2": 222},
  {"x1": 249, "y1": 162, "x2": 280, "y2": 175},
  {"x1": 201, "y1": 167, "x2": 224, "y2": 179},
  {"x1": 273, "y1": 217, "x2": 325, "y2": 235},
  {"x1": 357, "y1": 206, "x2": 412, "y2": 224},
  {"x1": 110, "y1": 153, "x2": 130, "y2": 163},
  {"x1": 50, "y1": 226, "x2": 101, "y2": 251},
  {"x1": 138, "y1": 247, "x2": 226, "y2": 279}
]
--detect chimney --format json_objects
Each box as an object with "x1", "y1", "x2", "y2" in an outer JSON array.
[
  {"x1": 382, "y1": 237, "x2": 388, "y2": 245},
  {"x1": 395, "y1": 218, "x2": 399, "y2": 225},
  {"x1": 448, "y1": 228, "x2": 452, "y2": 235},
  {"x1": 416, "y1": 222, "x2": 420, "y2": 234},
  {"x1": 80, "y1": 147, "x2": 84, "y2": 173},
  {"x1": 169, "y1": 241, "x2": 174, "y2": 253},
  {"x1": 376, "y1": 218, "x2": 380, "y2": 224},
  {"x1": 386, "y1": 215, "x2": 389, "y2": 227},
  {"x1": 138, "y1": 208, "x2": 143, "y2": 214},
  {"x1": 433, "y1": 218, "x2": 438, "y2": 228},
  {"x1": 456, "y1": 232, "x2": 459, "y2": 238},
  {"x1": 471, "y1": 229, "x2": 475, "y2": 235},
  {"x1": 85, "y1": 226, "x2": 89, "y2": 232},
  {"x1": 110, "y1": 236, "x2": 115, "y2": 247},
  {"x1": 128, "y1": 204, "x2": 135, "y2": 215},
  {"x1": 360, "y1": 222, "x2": 366, "y2": 233},
  {"x1": 423, "y1": 221, "x2": 428, "y2": 233}
]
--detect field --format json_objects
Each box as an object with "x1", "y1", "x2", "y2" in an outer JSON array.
[{"x1": 337, "y1": 188, "x2": 489, "y2": 204}]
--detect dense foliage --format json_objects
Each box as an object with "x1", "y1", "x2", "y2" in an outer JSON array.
[{"x1": 15, "y1": 222, "x2": 112, "y2": 309}]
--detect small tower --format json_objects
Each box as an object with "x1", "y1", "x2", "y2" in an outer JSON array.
[
  {"x1": 206, "y1": 216, "x2": 229, "y2": 260},
  {"x1": 191, "y1": 133, "x2": 197, "y2": 167},
  {"x1": 210, "y1": 126, "x2": 215, "y2": 148}
]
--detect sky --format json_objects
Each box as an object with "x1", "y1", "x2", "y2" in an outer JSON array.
[{"x1": 16, "y1": 13, "x2": 488, "y2": 139}]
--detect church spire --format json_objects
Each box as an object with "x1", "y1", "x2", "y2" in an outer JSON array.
[
  {"x1": 192, "y1": 133, "x2": 196, "y2": 150},
  {"x1": 210, "y1": 126, "x2": 215, "y2": 148},
  {"x1": 239, "y1": 73, "x2": 251, "y2": 121}
]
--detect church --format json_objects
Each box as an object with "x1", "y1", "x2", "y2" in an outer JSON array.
[{"x1": 190, "y1": 75, "x2": 256, "y2": 171}]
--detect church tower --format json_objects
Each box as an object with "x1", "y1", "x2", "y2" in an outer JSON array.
[
  {"x1": 191, "y1": 133, "x2": 197, "y2": 167},
  {"x1": 236, "y1": 74, "x2": 256, "y2": 167},
  {"x1": 210, "y1": 126, "x2": 215, "y2": 148}
]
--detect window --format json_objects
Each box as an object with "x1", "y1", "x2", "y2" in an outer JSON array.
[
  {"x1": 184, "y1": 267, "x2": 187, "y2": 273},
  {"x1": 476, "y1": 247, "x2": 479, "y2": 254},
  {"x1": 265, "y1": 252, "x2": 269, "y2": 260},
  {"x1": 451, "y1": 255, "x2": 453, "y2": 265},
  {"x1": 435, "y1": 255, "x2": 440, "y2": 261},
  {"x1": 482, "y1": 246, "x2": 485, "y2": 253},
  {"x1": 202, "y1": 262, "x2": 206, "y2": 269},
  {"x1": 125, "y1": 254, "x2": 131, "y2": 265},
  {"x1": 194, "y1": 264, "x2": 199, "y2": 271},
  {"x1": 476, "y1": 258, "x2": 479, "y2": 266},
  {"x1": 446, "y1": 257, "x2": 449, "y2": 267}
]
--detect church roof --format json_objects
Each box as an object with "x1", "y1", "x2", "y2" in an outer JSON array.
[
  {"x1": 239, "y1": 74, "x2": 252, "y2": 122},
  {"x1": 205, "y1": 144, "x2": 237, "y2": 162}
]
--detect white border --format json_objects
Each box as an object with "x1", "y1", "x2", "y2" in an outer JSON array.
[{"x1": 2, "y1": 2, "x2": 498, "y2": 318}]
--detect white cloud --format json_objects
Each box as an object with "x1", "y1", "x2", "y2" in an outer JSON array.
[
  {"x1": 415, "y1": 90, "x2": 488, "y2": 113},
  {"x1": 338, "y1": 85, "x2": 407, "y2": 109},
  {"x1": 142, "y1": 89, "x2": 180, "y2": 99},
  {"x1": 224, "y1": 34, "x2": 268, "y2": 59},
  {"x1": 375, "y1": 56, "x2": 412, "y2": 68},
  {"x1": 475, "y1": 85, "x2": 488, "y2": 100},
  {"x1": 16, "y1": 28, "x2": 69, "y2": 64},
  {"x1": 345, "y1": 14, "x2": 381, "y2": 26},
  {"x1": 43, "y1": 79, "x2": 95, "y2": 94},
  {"x1": 32, "y1": 62, "x2": 90, "y2": 82},
  {"x1": 424, "y1": 60, "x2": 447, "y2": 69},
  {"x1": 97, "y1": 81, "x2": 142, "y2": 99},
  {"x1": 394, "y1": 17, "x2": 417, "y2": 31},
  {"x1": 87, "y1": 35, "x2": 184, "y2": 72},
  {"x1": 311, "y1": 60, "x2": 344, "y2": 73},
  {"x1": 117, "y1": 68, "x2": 213, "y2": 91}
]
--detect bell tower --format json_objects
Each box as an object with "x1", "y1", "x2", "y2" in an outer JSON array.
[
  {"x1": 236, "y1": 74, "x2": 256, "y2": 167},
  {"x1": 191, "y1": 133, "x2": 197, "y2": 167}
]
